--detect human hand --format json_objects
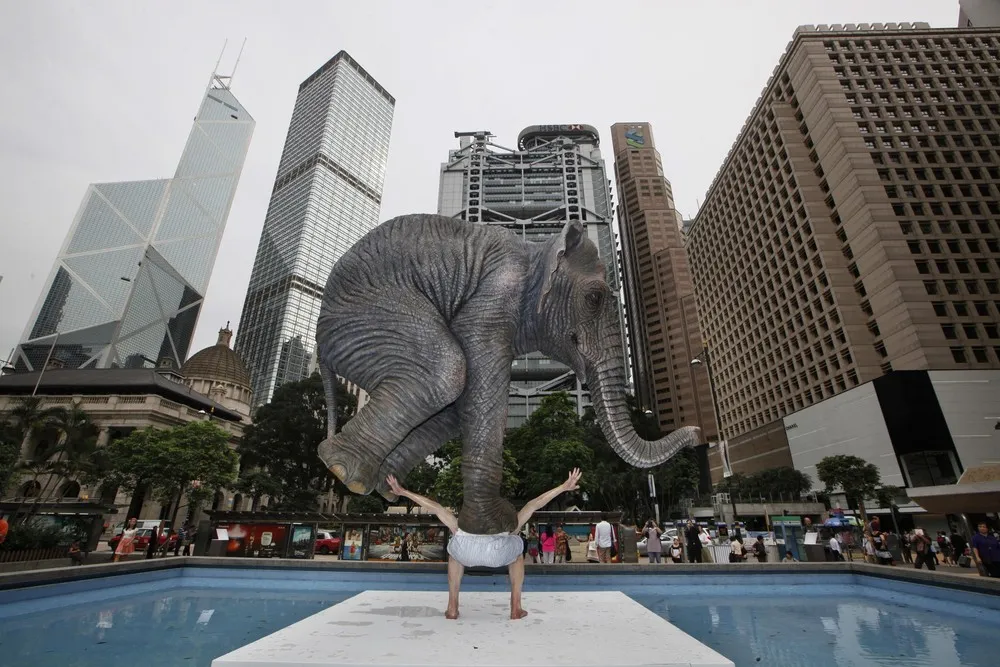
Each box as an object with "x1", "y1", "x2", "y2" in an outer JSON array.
[
  {"x1": 386, "y1": 475, "x2": 406, "y2": 496},
  {"x1": 562, "y1": 468, "x2": 582, "y2": 491}
]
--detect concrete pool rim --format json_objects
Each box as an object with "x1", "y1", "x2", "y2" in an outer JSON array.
[{"x1": 1, "y1": 557, "x2": 998, "y2": 598}]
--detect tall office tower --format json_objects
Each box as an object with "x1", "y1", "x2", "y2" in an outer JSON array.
[
  {"x1": 610, "y1": 123, "x2": 717, "y2": 440},
  {"x1": 438, "y1": 126, "x2": 627, "y2": 428},
  {"x1": 959, "y1": 0, "x2": 1000, "y2": 27},
  {"x1": 16, "y1": 67, "x2": 254, "y2": 372},
  {"x1": 235, "y1": 52, "x2": 394, "y2": 404},
  {"x1": 687, "y1": 23, "x2": 1000, "y2": 480}
]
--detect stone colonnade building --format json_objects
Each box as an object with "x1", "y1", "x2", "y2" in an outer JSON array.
[{"x1": 0, "y1": 326, "x2": 256, "y2": 530}]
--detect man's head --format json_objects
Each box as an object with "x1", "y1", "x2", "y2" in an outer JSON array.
[
  {"x1": 979, "y1": 522, "x2": 989, "y2": 535},
  {"x1": 756, "y1": 535, "x2": 764, "y2": 542}
]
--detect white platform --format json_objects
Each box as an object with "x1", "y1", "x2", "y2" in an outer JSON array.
[{"x1": 212, "y1": 590, "x2": 733, "y2": 667}]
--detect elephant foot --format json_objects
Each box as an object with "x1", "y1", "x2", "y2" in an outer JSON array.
[
  {"x1": 375, "y1": 479, "x2": 399, "y2": 503},
  {"x1": 319, "y1": 438, "x2": 380, "y2": 494}
]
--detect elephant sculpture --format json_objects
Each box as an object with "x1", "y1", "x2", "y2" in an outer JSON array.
[{"x1": 315, "y1": 214, "x2": 699, "y2": 535}]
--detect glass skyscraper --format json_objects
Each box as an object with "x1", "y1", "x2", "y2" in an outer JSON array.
[
  {"x1": 438, "y1": 126, "x2": 627, "y2": 428},
  {"x1": 16, "y1": 71, "x2": 254, "y2": 372},
  {"x1": 235, "y1": 52, "x2": 394, "y2": 404}
]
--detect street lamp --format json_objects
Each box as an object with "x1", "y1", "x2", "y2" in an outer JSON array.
[{"x1": 691, "y1": 346, "x2": 738, "y2": 524}]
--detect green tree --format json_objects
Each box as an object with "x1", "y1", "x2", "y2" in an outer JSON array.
[
  {"x1": 6, "y1": 397, "x2": 62, "y2": 458},
  {"x1": 654, "y1": 448, "x2": 702, "y2": 516},
  {"x1": 579, "y1": 399, "x2": 695, "y2": 523},
  {"x1": 431, "y1": 447, "x2": 520, "y2": 509},
  {"x1": 402, "y1": 460, "x2": 440, "y2": 513},
  {"x1": 96, "y1": 421, "x2": 238, "y2": 528},
  {"x1": 347, "y1": 494, "x2": 386, "y2": 513},
  {"x1": 236, "y1": 373, "x2": 357, "y2": 511},
  {"x1": 0, "y1": 425, "x2": 19, "y2": 496},
  {"x1": 505, "y1": 393, "x2": 589, "y2": 501},
  {"x1": 33, "y1": 404, "x2": 100, "y2": 502},
  {"x1": 816, "y1": 454, "x2": 882, "y2": 525},
  {"x1": 234, "y1": 469, "x2": 283, "y2": 511}
]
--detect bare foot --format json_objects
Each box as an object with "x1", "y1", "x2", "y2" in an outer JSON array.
[
  {"x1": 510, "y1": 608, "x2": 528, "y2": 620},
  {"x1": 445, "y1": 608, "x2": 459, "y2": 620}
]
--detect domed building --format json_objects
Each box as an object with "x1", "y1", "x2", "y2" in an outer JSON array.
[{"x1": 181, "y1": 324, "x2": 254, "y2": 418}]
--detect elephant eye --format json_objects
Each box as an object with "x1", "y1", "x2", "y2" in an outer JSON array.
[{"x1": 585, "y1": 289, "x2": 604, "y2": 311}]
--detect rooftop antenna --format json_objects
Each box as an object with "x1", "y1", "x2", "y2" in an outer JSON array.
[
  {"x1": 229, "y1": 38, "x2": 247, "y2": 87},
  {"x1": 210, "y1": 38, "x2": 247, "y2": 91}
]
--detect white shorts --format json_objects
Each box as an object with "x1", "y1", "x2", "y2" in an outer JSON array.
[{"x1": 447, "y1": 530, "x2": 523, "y2": 568}]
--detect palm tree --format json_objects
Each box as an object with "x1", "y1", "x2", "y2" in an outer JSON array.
[
  {"x1": 26, "y1": 404, "x2": 99, "y2": 519},
  {"x1": 7, "y1": 397, "x2": 63, "y2": 459}
]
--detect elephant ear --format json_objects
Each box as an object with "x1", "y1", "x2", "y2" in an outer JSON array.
[{"x1": 539, "y1": 221, "x2": 586, "y2": 309}]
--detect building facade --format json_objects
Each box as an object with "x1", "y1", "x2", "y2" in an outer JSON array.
[
  {"x1": 437, "y1": 126, "x2": 627, "y2": 427},
  {"x1": 712, "y1": 369, "x2": 1000, "y2": 532},
  {"x1": 15, "y1": 70, "x2": 254, "y2": 373},
  {"x1": 610, "y1": 123, "x2": 718, "y2": 440},
  {"x1": 687, "y1": 24, "x2": 1000, "y2": 474},
  {"x1": 235, "y1": 52, "x2": 394, "y2": 405},
  {"x1": 0, "y1": 326, "x2": 255, "y2": 526},
  {"x1": 959, "y1": 0, "x2": 1000, "y2": 27}
]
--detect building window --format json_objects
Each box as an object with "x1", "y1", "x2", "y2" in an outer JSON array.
[
  {"x1": 951, "y1": 347, "x2": 967, "y2": 363},
  {"x1": 900, "y1": 451, "x2": 960, "y2": 487}
]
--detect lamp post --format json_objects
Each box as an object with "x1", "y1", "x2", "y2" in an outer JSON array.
[{"x1": 691, "y1": 346, "x2": 737, "y2": 524}]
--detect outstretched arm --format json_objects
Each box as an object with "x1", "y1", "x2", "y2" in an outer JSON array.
[
  {"x1": 516, "y1": 468, "x2": 582, "y2": 532},
  {"x1": 386, "y1": 475, "x2": 458, "y2": 533}
]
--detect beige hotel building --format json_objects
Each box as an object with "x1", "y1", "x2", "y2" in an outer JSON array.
[{"x1": 686, "y1": 23, "x2": 1000, "y2": 488}]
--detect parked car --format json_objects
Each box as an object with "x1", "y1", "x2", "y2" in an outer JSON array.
[
  {"x1": 108, "y1": 528, "x2": 178, "y2": 553},
  {"x1": 315, "y1": 531, "x2": 342, "y2": 555},
  {"x1": 636, "y1": 528, "x2": 680, "y2": 556}
]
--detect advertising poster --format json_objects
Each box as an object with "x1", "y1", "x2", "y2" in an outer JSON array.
[
  {"x1": 217, "y1": 523, "x2": 288, "y2": 558},
  {"x1": 340, "y1": 527, "x2": 366, "y2": 560},
  {"x1": 289, "y1": 524, "x2": 316, "y2": 559},
  {"x1": 366, "y1": 524, "x2": 447, "y2": 562}
]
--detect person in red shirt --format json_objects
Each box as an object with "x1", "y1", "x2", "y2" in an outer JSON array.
[{"x1": 0, "y1": 514, "x2": 8, "y2": 545}]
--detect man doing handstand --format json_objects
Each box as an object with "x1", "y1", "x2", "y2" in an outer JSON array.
[{"x1": 386, "y1": 468, "x2": 582, "y2": 620}]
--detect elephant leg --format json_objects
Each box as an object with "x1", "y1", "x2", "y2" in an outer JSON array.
[
  {"x1": 374, "y1": 405, "x2": 461, "y2": 501},
  {"x1": 449, "y1": 270, "x2": 520, "y2": 534},
  {"x1": 318, "y1": 312, "x2": 466, "y2": 495}
]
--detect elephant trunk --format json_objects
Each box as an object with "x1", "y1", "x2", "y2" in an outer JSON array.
[{"x1": 586, "y1": 306, "x2": 700, "y2": 468}]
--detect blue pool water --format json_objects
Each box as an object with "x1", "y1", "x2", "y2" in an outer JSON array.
[{"x1": 1, "y1": 568, "x2": 998, "y2": 667}]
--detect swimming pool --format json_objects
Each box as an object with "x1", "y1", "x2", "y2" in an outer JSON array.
[{"x1": 1, "y1": 565, "x2": 998, "y2": 667}]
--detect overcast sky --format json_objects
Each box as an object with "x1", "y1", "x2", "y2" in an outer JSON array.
[{"x1": 0, "y1": 1, "x2": 959, "y2": 363}]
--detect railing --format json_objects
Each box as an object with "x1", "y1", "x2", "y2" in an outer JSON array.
[{"x1": 0, "y1": 547, "x2": 69, "y2": 563}]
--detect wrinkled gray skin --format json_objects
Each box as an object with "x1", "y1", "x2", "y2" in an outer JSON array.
[{"x1": 316, "y1": 214, "x2": 699, "y2": 535}]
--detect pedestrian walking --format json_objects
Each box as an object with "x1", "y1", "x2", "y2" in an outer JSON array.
[
  {"x1": 554, "y1": 525, "x2": 570, "y2": 564},
  {"x1": 526, "y1": 526, "x2": 540, "y2": 563},
  {"x1": 594, "y1": 518, "x2": 615, "y2": 563},
  {"x1": 642, "y1": 520, "x2": 663, "y2": 564},
  {"x1": 873, "y1": 532, "x2": 893, "y2": 565},
  {"x1": 912, "y1": 528, "x2": 936, "y2": 570},
  {"x1": 146, "y1": 524, "x2": 160, "y2": 560},
  {"x1": 729, "y1": 536, "x2": 745, "y2": 562},
  {"x1": 539, "y1": 525, "x2": 556, "y2": 564},
  {"x1": 753, "y1": 535, "x2": 767, "y2": 562},
  {"x1": 669, "y1": 538, "x2": 683, "y2": 563},
  {"x1": 950, "y1": 529, "x2": 969, "y2": 567},
  {"x1": 971, "y1": 522, "x2": 1000, "y2": 578},
  {"x1": 685, "y1": 520, "x2": 702, "y2": 563},
  {"x1": 113, "y1": 517, "x2": 138, "y2": 563},
  {"x1": 829, "y1": 533, "x2": 844, "y2": 561},
  {"x1": 899, "y1": 531, "x2": 912, "y2": 564}
]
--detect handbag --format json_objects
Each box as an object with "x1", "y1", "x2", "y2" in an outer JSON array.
[
  {"x1": 958, "y1": 554, "x2": 972, "y2": 568},
  {"x1": 586, "y1": 540, "x2": 598, "y2": 562}
]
